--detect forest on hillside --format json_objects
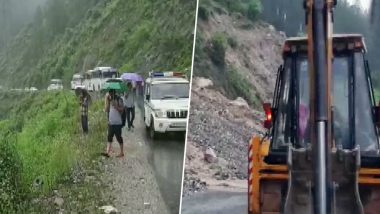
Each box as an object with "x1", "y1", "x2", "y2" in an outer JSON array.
[
  {"x1": 0, "y1": 0, "x2": 196, "y2": 88},
  {"x1": 0, "y1": 0, "x2": 48, "y2": 50},
  {"x1": 260, "y1": 0, "x2": 380, "y2": 86}
]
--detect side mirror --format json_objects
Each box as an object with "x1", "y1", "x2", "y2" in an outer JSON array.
[
  {"x1": 145, "y1": 94, "x2": 150, "y2": 101},
  {"x1": 263, "y1": 103, "x2": 273, "y2": 130}
]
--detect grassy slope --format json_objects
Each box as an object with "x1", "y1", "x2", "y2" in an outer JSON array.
[
  {"x1": 0, "y1": 0, "x2": 196, "y2": 88},
  {"x1": 0, "y1": 91, "x2": 106, "y2": 212},
  {"x1": 0, "y1": 0, "x2": 196, "y2": 211}
]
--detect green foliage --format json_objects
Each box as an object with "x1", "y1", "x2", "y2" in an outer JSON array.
[
  {"x1": 0, "y1": 130, "x2": 22, "y2": 213},
  {"x1": 15, "y1": 92, "x2": 79, "y2": 194},
  {"x1": 375, "y1": 89, "x2": 380, "y2": 103},
  {"x1": 260, "y1": 0, "x2": 379, "y2": 71},
  {"x1": 0, "y1": 0, "x2": 196, "y2": 87},
  {"x1": 223, "y1": 0, "x2": 248, "y2": 14},
  {"x1": 247, "y1": 0, "x2": 262, "y2": 21},
  {"x1": 208, "y1": 33, "x2": 227, "y2": 66},
  {"x1": 0, "y1": 91, "x2": 106, "y2": 211},
  {"x1": 198, "y1": 5, "x2": 210, "y2": 21},
  {"x1": 227, "y1": 68, "x2": 260, "y2": 107},
  {"x1": 219, "y1": 0, "x2": 262, "y2": 20}
]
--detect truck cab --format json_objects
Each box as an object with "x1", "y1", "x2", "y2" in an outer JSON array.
[
  {"x1": 249, "y1": 34, "x2": 380, "y2": 214},
  {"x1": 144, "y1": 72, "x2": 190, "y2": 139},
  {"x1": 267, "y1": 34, "x2": 379, "y2": 164}
]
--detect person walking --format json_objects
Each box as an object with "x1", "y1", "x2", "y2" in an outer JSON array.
[
  {"x1": 79, "y1": 89, "x2": 91, "y2": 134},
  {"x1": 104, "y1": 89, "x2": 125, "y2": 157},
  {"x1": 124, "y1": 82, "x2": 136, "y2": 131}
]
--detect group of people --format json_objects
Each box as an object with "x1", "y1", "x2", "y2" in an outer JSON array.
[{"x1": 78, "y1": 82, "x2": 136, "y2": 158}]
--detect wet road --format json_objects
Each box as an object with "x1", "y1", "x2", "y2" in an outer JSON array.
[
  {"x1": 145, "y1": 134, "x2": 185, "y2": 214},
  {"x1": 181, "y1": 191, "x2": 247, "y2": 214},
  {"x1": 137, "y1": 97, "x2": 186, "y2": 214}
]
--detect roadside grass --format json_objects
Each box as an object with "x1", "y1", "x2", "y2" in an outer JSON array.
[{"x1": 0, "y1": 91, "x2": 106, "y2": 212}]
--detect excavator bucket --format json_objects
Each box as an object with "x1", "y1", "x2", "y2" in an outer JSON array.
[
  {"x1": 284, "y1": 146, "x2": 314, "y2": 214},
  {"x1": 330, "y1": 148, "x2": 364, "y2": 214},
  {"x1": 284, "y1": 146, "x2": 365, "y2": 214}
]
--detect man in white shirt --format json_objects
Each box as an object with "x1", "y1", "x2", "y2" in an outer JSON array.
[
  {"x1": 104, "y1": 89, "x2": 125, "y2": 157},
  {"x1": 124, "y1": 82, "x2": 136, "y2": 131}
]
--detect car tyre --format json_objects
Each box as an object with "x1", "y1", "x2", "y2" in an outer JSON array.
[{"x1": 149, "y1": 119, "x2": 157, "y2": 139}]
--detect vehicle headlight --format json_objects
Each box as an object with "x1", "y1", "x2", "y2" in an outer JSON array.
[{"x1": 154, "y1": 109, "x2": 166, "y2": 118}]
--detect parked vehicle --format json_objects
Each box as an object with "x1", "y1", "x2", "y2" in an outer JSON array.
[
  {"x1": 144, "y1": 72, "x2": 190, "y2": 139},
  {"x1": 71, "y1": 73, "x2": 85, "y2": 90},
  {"x1": 47, "y1": 79, "x2": 63, "y2": 91},
  {"x1": 83, "y1": 67, "x2": 118, "y2": 92}
]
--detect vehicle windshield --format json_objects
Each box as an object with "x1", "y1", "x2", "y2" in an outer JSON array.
[
  {"x1": 151, "y1": 83, "x2": 190, "y2": 99},
  {"x1": 51, "y1": 80, "x2": 62, "y2": 85},
  {"x1": 272, "y1": 53, "x2": 378, "y2": 153},
  {"x1": 102, "y1": 71, "x2": 117, "y2": 78},
  {"x1": 297, "y1": 56, "x2": 351, "y2": 148}
]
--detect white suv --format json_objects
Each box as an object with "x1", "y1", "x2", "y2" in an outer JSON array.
[
  {"x1": 47, "y1": 79, "x2": 64, "y2": 91},
  {"x1": 144, "y1": 72, "x2": 190, "y2": 139}
]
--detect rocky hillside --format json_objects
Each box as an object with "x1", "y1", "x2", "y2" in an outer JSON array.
[
  {"x1": 0, "y1": 0, "x2": 196, "y2": 88},
  {"x1": 184, "y1": 0, "x2": 286, "y2": 195},
  {"x1": 183, "y1": 77, "x2": 266, "y2": 195},
  {"x1": 194, "y1": 0, "x2": 285, "y2": 105}
]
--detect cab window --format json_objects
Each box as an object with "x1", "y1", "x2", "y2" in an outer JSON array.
[
  {"x1": 295, "y1": 56, "x2": 351, "y2": 148},
  {"x1": 272, "y1": 58, "x2": 293, "y2": 149},
  {"x1": 354, "y1": 53, "x2": 379, "y2": 152}
]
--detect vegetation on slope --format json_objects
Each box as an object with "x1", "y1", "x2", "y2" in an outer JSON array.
[
  {"x1": 0, "y1": 0, "x2": 196, "y2": 88},
  {"x1": 195, "y1": 0, "x2": 379, "y2": 107},
  {"x1": 0, "y1": 0, "x2": 48, "y2": 50},
  {"x1": 0, "y1": 91, "x2": 106, "y2": 212},
  {"x1": 260, "y1": 0, "x2": 380, "y2": 88},
  {"x1": 194, "y1": 0, "x2": 262, "y2": 107}
]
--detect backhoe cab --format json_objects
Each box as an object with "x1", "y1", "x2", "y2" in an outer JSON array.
[{"x1": 249, "y1": 34, "x2": 380, "y2": 214}]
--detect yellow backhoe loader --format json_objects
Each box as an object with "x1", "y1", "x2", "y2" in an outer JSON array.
[{"x1": 248, "y1": 0, "x2": 380, "y2": 213}]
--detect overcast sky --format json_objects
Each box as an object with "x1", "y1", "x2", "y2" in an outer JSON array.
[{"x1": 347, "y1": 0, "x2": 371, "y2": 11}]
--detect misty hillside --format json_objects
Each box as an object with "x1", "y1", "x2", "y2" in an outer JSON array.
[
  {"x1": 193, "y1": 0, "x2": 281, "y2": 107},
  {"x1": 0, "y1": 0, "x2": 48, "y2": 50},
  {"x1": 0, "y1": 0, "x2": 196, "y2": 88}
]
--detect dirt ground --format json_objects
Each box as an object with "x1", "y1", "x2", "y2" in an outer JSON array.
[{"x1": 102, "y1": 108, "x2": 169, "y2": 214}]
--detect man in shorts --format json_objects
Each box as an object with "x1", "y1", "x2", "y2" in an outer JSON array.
[{"x1": 104, "y1": 89, "x2": 125, "y2": 157}]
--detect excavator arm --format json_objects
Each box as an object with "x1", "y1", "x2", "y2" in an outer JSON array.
[{"x1": 284, "y1": 1, "x2": 364, "y2": 213}]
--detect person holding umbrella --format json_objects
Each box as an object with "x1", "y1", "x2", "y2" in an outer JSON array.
[{"x1": 104, "y1": 88, "x2": 125, "y2": 157}]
